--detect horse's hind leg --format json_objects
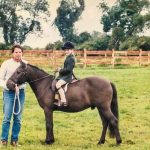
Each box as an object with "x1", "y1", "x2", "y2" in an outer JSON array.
[
  {"x1": 97, "y1": 108, "x2": 108, "y2": 144},
  {"x1": 101, "y1": 108, "x2": 122, "y2": 144}
]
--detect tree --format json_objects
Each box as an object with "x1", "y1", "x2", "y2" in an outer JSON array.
[
  {"x1": 109, "y1": 27, "x2": 125, "y2": 50},
  {"x1": 53, "y1": 40, "x2": 63, "y2": 50},
  {"x1": 77, "y1": 32, "x2": 91, "y2": 44},
  {"x1": 54, "y1": 0, "x2": 85, "y2": 42},
  {"x1": 45, "y1": 43, "x2": 55, "y2": 50},
  {"x1": 120, "y1": 36, "x2": 150, "y2": 50},
  {"x1": 0, "y1": 43, "x2": 11, "y2": 50},
  {"x1": 0, "y1": 0, "x2": 50, "y2": 45},
  {"x1": 77, "y1": 34, "x2": 111, "y2": 50},
  {"x1": 99, "y1": 0, "x2": 150, "y2": 49}
]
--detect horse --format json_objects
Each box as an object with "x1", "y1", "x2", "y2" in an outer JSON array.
[{"x1": 6, "y1": 62, "x2": 122, "y2": 145}]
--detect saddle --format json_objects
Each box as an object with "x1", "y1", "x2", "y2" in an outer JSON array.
[{"x1": 51, "y1": 79, "x2": 77, "y2": 105}]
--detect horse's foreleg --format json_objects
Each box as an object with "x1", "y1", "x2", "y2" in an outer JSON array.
[
  {"x1": 97, "y1": 108, "x2": 108, "y2": 144},
  {"x1": 44, "y1": 107, "x2": 55, "y2": 144}
]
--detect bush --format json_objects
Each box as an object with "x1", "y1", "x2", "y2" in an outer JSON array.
[
  {"x1": 0, "y1": 43, "x2": 11, "y2": 50},
  {"x1": 119, "y1": 36, "x2": 150, "y2": 50}
]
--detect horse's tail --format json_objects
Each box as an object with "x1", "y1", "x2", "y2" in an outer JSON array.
[{"x1": 109, "y1": 82, "x2": 119, "y2": 138}]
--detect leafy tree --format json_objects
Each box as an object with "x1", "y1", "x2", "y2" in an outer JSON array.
[
  {"x1": 53, "y1": 40, "x2": 63, "y2": 50},
  {"x1": 0, "y1": 43, "x2": 11, "y2": 50},
  {"x1": 109, "y1": 27, "x2": 125, "y2": 50},
  {"x1": 77, "y1": 32, "x2": 91, "y2": 44},
  {"x1": 138, "y1": 36, "x2": 150, "y2": 50},
  {"x1": 119, "y1": 36, "x2": 139, "y2": 50},
  {"x1": 54, "y1": 0, "x2": 85, "y2": 42},
  {"x1": 91, "y1": 31, "x2": 103, "y2": 38},
  {"x1": 0, "y1": 0, "x2": 50, "y2": 45},
  {"x1": 93, "y1": 35, "x2": 111, "y2": 50},
  {"x1": 119, "y1": 36, "x2": 150, "y2": 50},
  {"x1": 45, "y1": 43, "x2": 55, "y2": 50},
  {"x1": 23, "y1": 45, "x2": 33, "y2": 50},
  {"x1": 99, "y1": 0, "x2": 150, "y2": 49},
  {"x1": 77, "y1": 35, "x2": 111, "y2": 50},
  {"x1": 45, "y1": 41, "x2": 63, "y2": 50}
]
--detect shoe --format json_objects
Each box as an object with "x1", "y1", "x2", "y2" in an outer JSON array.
[
  {"x1": 11, "y1": 141, "x2": 21, "y2": 147},
  {"x1": 0, "y1": 140, "x2": 7, "y2": 147}
]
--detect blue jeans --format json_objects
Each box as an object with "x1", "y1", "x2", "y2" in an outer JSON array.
[{"x1": 1, "y1": 89, "x2": 25, "y2": 142}]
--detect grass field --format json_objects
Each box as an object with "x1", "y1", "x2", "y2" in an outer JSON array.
[{"x1": 0, "y1": 66, "x2": 150, "y2": 150}]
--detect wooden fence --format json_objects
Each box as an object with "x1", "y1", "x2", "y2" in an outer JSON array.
[{"x1": 0, "y1": 49, "x2": 150, "y2": 68}]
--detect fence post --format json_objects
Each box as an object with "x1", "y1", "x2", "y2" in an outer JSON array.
[
  {"x1": 148, "y1": 51, "x2": 150, "y2": 64},
  {"x1": 105, "y1": 50, "x2": 107, "y2": 57},
  {"x1": 46, "y1": 51, "x2": 52, "y2": 68},
  {"x1": 83, "y1": 49, "x2": 87, "y2": 68},
  {"x1": 139, "y1": 49, "x2": 142, "y2": 66},
  {"x1": 111, "y1": 49, "x2": 115, "y2": 68},
  {"x1": 52, "y1": 50, "x2": 56, "y2": 70}
]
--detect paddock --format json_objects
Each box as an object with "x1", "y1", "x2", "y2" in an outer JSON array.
[{"x1": 0, "y1": 66, "x2": 150, "y2": 149}]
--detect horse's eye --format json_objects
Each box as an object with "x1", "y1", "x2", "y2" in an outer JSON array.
[{"x1": 17, "y1": 70, "x2": 21, "y2": 73}]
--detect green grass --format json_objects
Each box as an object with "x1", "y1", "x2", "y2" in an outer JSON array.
[{"x1": 1, "y1": 66, "x2": 150, "y2": 149}]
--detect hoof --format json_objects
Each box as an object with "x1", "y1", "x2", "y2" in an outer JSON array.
[
  {"x1": 97, "y1": 140, "x2": 105, "y2": 145},
  {"x1": 45, "y1": 140, "x2": 55, "y2": 145},
  {"x1": 116, "y1": 139, "x2": 122, "y2": 145},
  {"x1": 46, "y1": 140, "x2": 55, "y2": 145}
]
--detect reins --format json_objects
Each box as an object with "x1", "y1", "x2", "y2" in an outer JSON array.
[
  {"x1": 12, "y1": 74, "x2": 53, "y2": 115},
  {"x1": 29, "y1": 74, "x2": 52, "y2": 83},
  {"x1": 11, "y1": 65, "x2": 56, "y2": 115}
]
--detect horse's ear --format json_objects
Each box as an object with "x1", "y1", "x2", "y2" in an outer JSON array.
[{"x1": 21, "y1": 61, "x2": 27, "y2": 69}]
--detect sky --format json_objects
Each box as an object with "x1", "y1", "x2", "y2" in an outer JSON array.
[
  {"x1": 23, "y1": 0, "x2": 117, "y2": 48},
  {"x1": 0, "y1": 0, "x2": 149, "y2": 48}
]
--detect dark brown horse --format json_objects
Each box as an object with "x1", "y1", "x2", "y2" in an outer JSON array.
[{"x1": 7, "y1": 62, "x2": 122, "y2": 145}]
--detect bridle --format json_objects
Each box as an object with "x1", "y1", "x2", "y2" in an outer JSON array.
[
  {"x1": 14, "y1": 63, "x2": 57, "y2": 84},
  {"x1": 22, "y1": 68, "x2": 56, "y2": 84}
]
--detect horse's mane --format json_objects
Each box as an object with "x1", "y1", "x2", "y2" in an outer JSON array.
[
  {"x1": 27, "y1": 64, "x2": 54, "y2": 78},
  {"x1": 28, "y1": 64, "x2": 47, "y2": 73}
]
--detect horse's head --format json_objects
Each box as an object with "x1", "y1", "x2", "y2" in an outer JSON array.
[{"x1": 7, "y1": 61, "x2": 28, "y2": 90}]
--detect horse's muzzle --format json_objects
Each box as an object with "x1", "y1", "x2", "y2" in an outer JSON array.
[{"x1": 6, "y1": 79, "x2": 16, "y2": 90}]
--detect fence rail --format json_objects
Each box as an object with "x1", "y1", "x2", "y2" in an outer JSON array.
[{"x1": 0, "y1": 49, "x2": 150, "y2": 68}]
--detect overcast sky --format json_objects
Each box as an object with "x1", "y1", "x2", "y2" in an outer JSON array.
[
  {"x1": 0, "y1": 0, "x2": 149, "y2": 48},
  {"x1": 23, "y1": 0, "x2": 116, "y2": 48}
]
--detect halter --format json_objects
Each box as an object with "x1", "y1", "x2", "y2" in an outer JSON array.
[
  {"x1": 19, "y1": 63, "x2": 55, "y2": 83},
  {"x1": 12, "y1": 63, "x2": 56, "y2": 89}
]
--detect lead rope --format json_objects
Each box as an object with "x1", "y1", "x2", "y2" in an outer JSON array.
[{"x1": 13, "y1": 90, "x2": 21, "y2": 115}]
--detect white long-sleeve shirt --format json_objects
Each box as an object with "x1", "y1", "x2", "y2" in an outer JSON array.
[{"x1": 0, "y1": 58, "x2": 27, "y2": 90}]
